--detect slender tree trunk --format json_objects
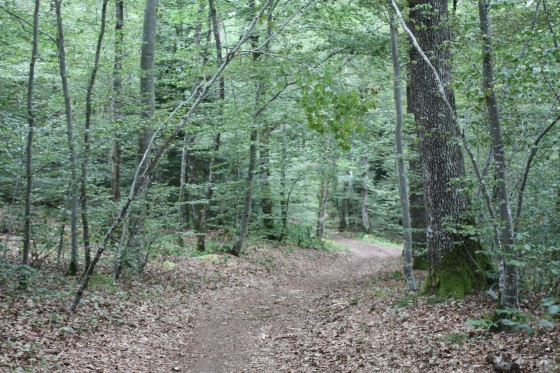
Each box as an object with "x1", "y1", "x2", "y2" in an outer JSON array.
[
  {"x1": 178, "y1": 3, "x2": 205, "y2": 229},
  {"x1": 23, "y1": 0, "x2": 40, "y2": 266},
  {"x1": 478, "y1": 0, "x2": 518, "y2": 308},
  {"x1": 111, "y1": 0, "x2": 124, "y2": 203},
  {"x1": 194, "y1": 0, "x2": 224, "y2": 252},
  {"x1": 229, "y1": 0, "x2": 273, "y2": 255},
  {"x1": 390, "y1": 14, "x2": 416, "y2": 290},
  {"x1": 259, "y1": 133, "x2": 275, "y2": 238},
  {"x1": 126, "y1": 0, "x2": 159, "y2": 271},
  {"x1": 230, "y1": 129, "x2": 258, "y2": 256},
  {"x1": 316, "y1": 177, "x2": 329, "y2": 238},
  {"x1": 55, "y1": 0, "x2": 79, "y2": 276},
  {"x1": 338, "y1": 172, "x2": 351, "y2": 232},
  {"x1": 360, "y1": 155, "x2": 370, "y2": 233},
  {"x1": 81, "y1": 0, "x2": 109, "y2": 275},
  {"x1": 279, "y1": 124, "x2": 288, "y2": 241}
]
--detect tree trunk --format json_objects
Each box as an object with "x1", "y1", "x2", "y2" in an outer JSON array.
[
  {"x1": 55, "y1": 0, "x2": 79, "y2": 276},
  {"x1": 390, "y1": 14, "x2": 416, "y2": 291},
  {"x1": 125, "y1": 0, "x2": 159, "y2": 272},
  {"x1": 360, "y1": 155, "x2": 370, "y2": 233},
  {"x1": 279, "y1": 124, "x2": 288, "y2": 241},
  {"x1": 23, "y1": 0, "x2": 40, "y2": 266},
  {"x1": 316, "y1": 178, "x2": 329, "y2": 238},
  {"x1": 81, "y1": 0, "x2": 109, "y2": 275},
  {"x1": 230, "y1": 129, "x2": 258, "y2": 256},
  {"x1": 478, "y1": 0, "x2": 518, "y2": 308},
  {"x1": 259, "y1": 133, "x2": 275, "y2": 238},
  {"x1": 399, "y1": 0, "x2": 489, "y2": 297},
  {"x1": 338, "y1": 172, "x2": 351, "y2": 232},
  {"x1": 178, "y1": 2, "x2": 205, "y2": 230},
  {"x1": 111, "y1": 0, "x2": 124, "y2": 203}
]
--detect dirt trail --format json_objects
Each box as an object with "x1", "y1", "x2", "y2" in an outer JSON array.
[
  {"x1": 50, "y1": 236, "x2": 400, "y2": 372},
  {"x1": 184, "y1": 236, "x2": 401, "y2": 372}
]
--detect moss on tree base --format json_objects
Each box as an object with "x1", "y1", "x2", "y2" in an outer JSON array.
[{"x1": 422, "y1": 239, "x2": 491, "y2": 299}]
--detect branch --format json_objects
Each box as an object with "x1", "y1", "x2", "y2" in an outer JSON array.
[
  {"x1": 0, "y1": 5, "x2": 57, "y2": 45},
  {"x1": 515, "y1": 113, "x2": 560, "y2": 220}
]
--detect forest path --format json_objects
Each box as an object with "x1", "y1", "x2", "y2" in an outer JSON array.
[{"x1": 184, "y1": 235, "x2": 400, "y2": 372}]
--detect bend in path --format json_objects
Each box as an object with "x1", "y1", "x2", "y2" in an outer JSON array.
[{"x1": 184, "y1": 235, "x2": 401, "y2": 372}]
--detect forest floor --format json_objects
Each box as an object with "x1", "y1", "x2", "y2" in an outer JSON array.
[{"x1": 1, "y1": 233, "x2": 559, "y2": 372}]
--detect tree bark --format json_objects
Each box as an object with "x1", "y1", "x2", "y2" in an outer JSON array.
[
  {"x1": 125, "y1": 0, "x2": 159, "y2": 272},
  {"x1": 478, "y1": 0, "x2": 518, "y2": 308},
  {"x1": 259, "y1": 133, "x2": 275, "y2": 237},
  {"x1": 23, "y1": 0, "x2": 40, "y2": 266},
  {"x1": 55, "y1": 0, "x2": 79, "y2": 276},
  {"x1": 394, "y1": 0, "x2": 489, "y2": 297},
  {"x1": 360, "y1": 155, "x2": 370, "y2": 233},
  {"x1": 82, "y1": 0, "x2": 109, "y2": 275},
  {"x1": 316, "y1": 177, "x2": 329, "y2": 238},
  {"x1": 230, "y1": 129, "x2": 258, "y2": 256},
  {"x1": 390, "y1": 14, "x2": 416, "y2": 291},
  {"x1": 111, "y1": 0, "x2": 124, "y2": 202}
]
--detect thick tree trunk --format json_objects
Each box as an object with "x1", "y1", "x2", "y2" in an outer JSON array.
[
  {"x1": 390, "y1": 15, "x2": 416, "y2": 290},
  {"x1": 23, "y1": 0, "x2": 40, "y2": 266},
  {"x1": 408, "y1": 155, "x2": 427, "y2": 269},
  {"x1": 398, "y1": 0, "x2": 489, "y2": 297},
  {"x1": 81, "y1": 0, "x2": 109, "y2": 275},
  {"x1": 55, "y1": 0, "x2": 79, "y2": 276},
  {"x1": 478, "y1": 0, "x2": 518, "y2": 308}
]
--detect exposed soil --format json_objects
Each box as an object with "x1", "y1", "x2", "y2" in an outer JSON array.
[{"x1": 1, "y1": 235, "x2": 558, "y2": 372}]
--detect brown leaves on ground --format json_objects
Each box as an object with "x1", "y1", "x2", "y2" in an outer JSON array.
[{"x1": 1, "y1": 235, "x2": 559, "y2": 372}]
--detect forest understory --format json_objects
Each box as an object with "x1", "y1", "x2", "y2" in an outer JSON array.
[{"x1": 1, "y1": 234, "x2": 558, "y2": 372}]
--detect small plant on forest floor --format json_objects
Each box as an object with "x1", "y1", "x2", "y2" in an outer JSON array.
[
  {"x1": 438, "y1": 332, "x2": 469, "y2": 345},
  {"x1": 395, "y1": 294, "x2": 416, "y2": 308}
]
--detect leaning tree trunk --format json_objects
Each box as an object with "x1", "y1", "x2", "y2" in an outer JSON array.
[
  {"x1": 23, "y1": 0, "x2": 40, "y2": 266},
  {"x1": 55, "y1": 0, "x2": 80, "y2": 276},
  {"x1": 478, "y1": 0, "x2": 518, "y2": 308},
  {"x1": 390, "y1": 14, "x2": 416, "y2": 291},
  {"x1": 395, "y1": 0, "x2": 489, "y2": 297}
]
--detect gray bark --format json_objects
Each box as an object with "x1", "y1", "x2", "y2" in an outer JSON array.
[
  {"x1": 390, "y1": 15, "x2": 416, "y2": 290},
  {"x1": 23, "y1": 0, "x2": 40, "y2": 266},
  {"x1": 55, "y1": 0, "x2": 79, "y2": 276},
  {"x1": 82, "y1": 0, "x2": 109, "y2": 275},
  {"x1": 479, "y1": 0, "x2": 518, "y2": 308},
  {"x1": 316, "y1": 177, "x2": 329, "y2": 238},
  {"x1": 125, "y1": 0, "x2": 159, "y2": 272},
  {"x1": 360, "y1": 156, "x2": 370, "y2": 233},
  {"x1": 230, "y1": 129, "x2": 258, "y2": 256},
  {"x1": 392, "y1": 0, "x2": 487, "y2": 296},
  {"x1": 111, "y1": 0, "x2": 124, "y2": 202}
]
